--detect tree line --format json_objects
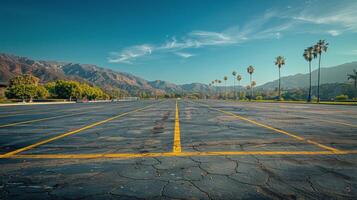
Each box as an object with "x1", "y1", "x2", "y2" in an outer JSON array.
[{"x1": 5, "y1": 74, "x2": 110, "y2": 102}]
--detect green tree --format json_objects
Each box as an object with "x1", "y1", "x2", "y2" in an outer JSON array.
[
  {"x1": 274, "y1": 56, "x2": 285, "y2": 100},
  {"x1": 314, "y1": 40, "x2": 329, "y2": 102},
  {"x1": 54, "y1": 80, "x2": 82, "y2": 101},
  {"x1": 347, "y1": 69, "x2": 357, "y2": 88},
  {"x1": 45, "y1": 82, "x2": 56, "y2": 98},
  {"x1": 36, "y1": 85, "x2": 49, "y2": 99},
  {"x1": 5, "y1": 74, "x2": 40, "y2": 102}
]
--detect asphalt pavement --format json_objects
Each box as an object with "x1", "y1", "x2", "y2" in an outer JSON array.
[{"x1": 0, "y1": 99, "x2": 356, "y2": 199}]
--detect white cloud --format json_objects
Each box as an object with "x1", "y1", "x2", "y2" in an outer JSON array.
[
  {"x1": 292, "y1": 1, "x2": 357, "y2": 34},
  {"x1": 327, "y1": 30, "x2": 341, "y2": 36},
  {"x1": 175, "y1": 52, "x2": 194, "y2": 58},
  {"x1": 108, "y1": 44, "x2": 153, "y2": 64},
  {"x1": 108, "y1": 1, "x2": 357, "y2": 64}
]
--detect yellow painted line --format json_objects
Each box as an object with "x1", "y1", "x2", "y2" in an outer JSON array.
[
  {"x1": 229, "y1": 103, "x2": 357, "y2": 128},
  {"x1": 294, "y1": 115, "x2": 357, "y2": 128},
  {"x1": 0, "y1": 111, "x2": 91, "y2": 128},
  {"x1": 0, "y1": 104, "x2": 131, "y2": 127},
  {"x1": 0, "y1": 103, "x2": 155, "y2": 158},
  {"x1": 3, "y1": 150, "x2": 356, "y2": 159},
  {"x1": 173, "y1": 100, "x2": 182, "y2": 153},
  {"x1": 189, "y1": 101, "x2": 341, "y2": 153},
  {"x1": 0, "y1": 105, "x2": 116, "y2": 118}
]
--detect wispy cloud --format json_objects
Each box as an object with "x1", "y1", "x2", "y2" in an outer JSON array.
[
  {"x1": 108, "y1": 44, "x2": 153, "y2": 64},
  {"x1": 175, "y1": 52, "x2": 194, "y2": 58},
  {"x1": 291, "y1": 1, "x2": 357, "y2": 34},
  {"x1": 108, "y1": 1, "x2": 357, "y2": 64}
]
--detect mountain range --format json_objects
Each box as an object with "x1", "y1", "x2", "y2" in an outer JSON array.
[
  {"x1": 257, "y1": 62, "x2": 357, "y2": 90},
  {"x1": 0, "y1": 53, "x2": 356, "y2": 94}
]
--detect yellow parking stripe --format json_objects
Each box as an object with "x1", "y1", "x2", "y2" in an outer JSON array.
[
  {"x1": 191, "y1": 101, "x2": 341, "y2": 153},
  {"x1": 0, "y1": 103, "x2": 155, "y2": 158},
  {"x1": 0, "y1": 111, "x2": 91, "y2": 128},
  {"x1": 292, "y1": 114, "x2": 357, "y2": 128},
  {"x1": 0, "y1": 104, "x2": 130, "y2": 127},
  {"x1": 3, "y1": 150, "x2": 356, "y2": 159},
  {"x1": 173, "y1": 100, "x2": 182, "y2": 153}
]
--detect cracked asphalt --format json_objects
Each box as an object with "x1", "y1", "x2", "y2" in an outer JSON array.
[{"x1": 0, "y1": 99, "x2": 356, "y2": 199}]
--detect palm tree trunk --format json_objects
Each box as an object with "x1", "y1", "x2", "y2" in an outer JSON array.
[
  {"x1": 278, "y1": 67, "x2": 281, "y2": 99},
  {"x1": 308, "y1": 61, "x2": 312, "y2": 102},
  {"x1": 317, "y1": 53, "x2": 322, "y2": 102},
  {"x1": 238, "y1": 81, "x2": 240, "y2": 100},
  {"x1": 233, "y1": 79, "x2": 236, "y2": 100},
  {"x1": 225, "y1": 81, "x2": 227, "y2": 99},
  {"x1": 250, "y1": 74, "x2": 252, "y2": 100}
]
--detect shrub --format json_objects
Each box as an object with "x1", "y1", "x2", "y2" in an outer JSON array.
[
  {"x1": 335, "y1": 94, "x2": 348, "y2": 101},
  {"x1": 255, "y1": 96, "x2": 263, "y2": 100}
]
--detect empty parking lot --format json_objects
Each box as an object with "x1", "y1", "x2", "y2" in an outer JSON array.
[{"x1": 0, "y1": 100, "x2": 356, "y2": 199}]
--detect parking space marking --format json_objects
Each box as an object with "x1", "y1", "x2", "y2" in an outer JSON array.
[
  {"x1": 2, "y1": 150, "x2": 356, "y2": 159},
  {"x1": 0, "y1": 111, "x2": 92, "y2": 128},
  {"x1": 0, "y1": 106, "x2": 102, "y2": 118},
  {"x1": 0, "y1": 103, "x2": 156, "y2": 158},
  {"x1": 0, "y1": 104, "x2": 131, "y2": 128},
  {"x1": 189, "y1": 101, "x2": 341, "y2": 153},
  {"x1": 229, "y1": 103, "x2": 357, "y2": 128},
  {"x1": 173, "y1": 100, "x2": 182, "y2": 153},
  {"x1": 291, "y1": 114, "x2": 357, "y2": 128}
]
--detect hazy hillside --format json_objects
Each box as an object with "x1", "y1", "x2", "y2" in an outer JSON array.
[
  {"x1": 1, "y1": 53, "x2": 356, "y2": 95},
  {"x1": 0, "y1": 53, "x2": 163, "y2": 95},
  {"x1": 258, "y1": 62, "x2": 357, "y2": 90}
]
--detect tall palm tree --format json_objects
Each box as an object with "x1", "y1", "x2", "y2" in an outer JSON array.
[
  {"x1": 237, "y1": 74, "x2": 242, "y2": 99},
  {"x1": 223, "y1": 76, "x2": 228, "y2": 99},
  {"x1": 303, "y1": 46, "x2": 316, "y2": 102},
  {"x1": 314, "y1": 40, "x2": 329, "y2": 102},
  {"x1": 251, "y1": 80, "x2": 256, "y2": 99},
  {"x1": 348, "y1": 69, "x2": 357, "y2": 88},
  {"x1": 218, "y1": 80, "x2": 222, "y2": 99},
  {"x1": 247, "y1": 65, "x2": 255, "y2": 100},
  {"x1": 274, "y1": 56, "x2": 285, "y2": 100},
  {"x1": 232, "y1": 71, "x2": 237, "y2": 99}
]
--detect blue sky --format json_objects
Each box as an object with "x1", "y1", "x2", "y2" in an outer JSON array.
[{"x1": 1, "y1": 0, "x2": 357, "y2": 86}]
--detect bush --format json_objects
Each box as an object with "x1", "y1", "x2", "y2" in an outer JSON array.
[
  {"x1": 255, "y1": 96, "x2": 263, "y2": 100},
  {"x1": 335, "y1": 94, "x2": 348, "y2": 101}
]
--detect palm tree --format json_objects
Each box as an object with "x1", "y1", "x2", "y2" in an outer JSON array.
[
  {"x1": 237, "y1": 74, "x2": 242, "y2": 99},
  {"x1": 247, "y1": 65, "x2": 255, "y2": 100},
  {"x1": 223, "y1": 76, "x2": 228, "y2": 99},
  {"x1": 274, "y1": 56, "x2": 285, "y2": 100},
  {"x1": 251, "y1": 80, "x2": 256, "y2": 99},
  {"x1": 348, "y1": 69, "x2": 357, "y2": 88},
  {"x1": 218, "y1": 80, "x2": 222, "y2": 99},
  {"x1": 232, "y1": 71, "x2": 237, "y2": 99},
  {"x1": 303, "y1": 46, "x2": 316, "y2": 102},
  {"x1": 314, "y1": 40, "x2": 329, "y2": 102}
]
